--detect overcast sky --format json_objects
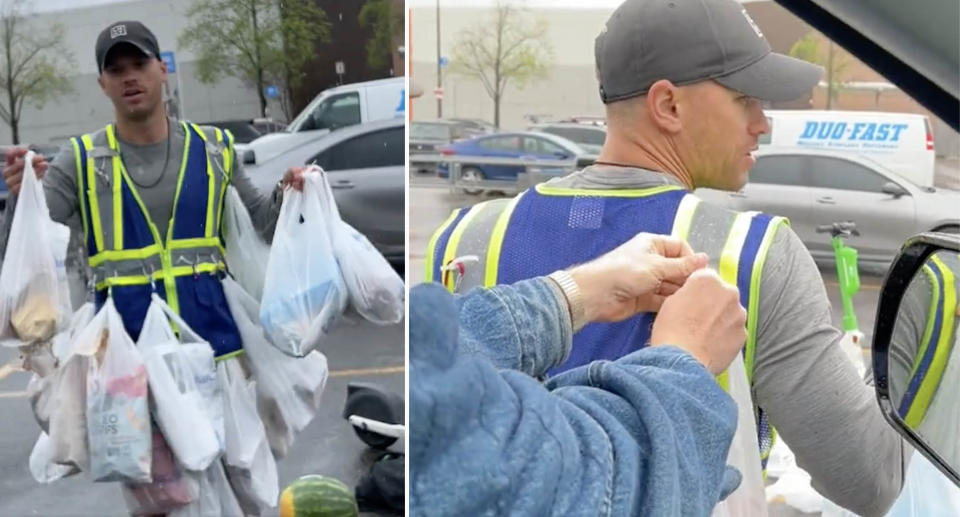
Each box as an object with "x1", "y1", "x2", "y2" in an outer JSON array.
[{"x1": 408, "y1": 0, "x2": 763, "y2": 7}]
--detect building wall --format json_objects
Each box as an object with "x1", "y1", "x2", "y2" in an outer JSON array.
[{"x1": 7, "y1": 0, "x2": 267, "y2": 146}]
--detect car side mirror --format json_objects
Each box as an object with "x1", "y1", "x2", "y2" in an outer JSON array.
[
  {"x1": 873, "y1": 232, "x2": 960, "y2": 487},
  {"x1": 242, "y1": 149, "x2": 256, "y2": 165},
  {"x1": 882, "y1": 182, "x2": 908, "y2": 198}
]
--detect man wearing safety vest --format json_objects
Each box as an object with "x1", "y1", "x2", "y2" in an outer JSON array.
[
  {"x1": 426, "y1": 0, "x2": 908, "y2": 515},
  {"x1": 890, "y1": 252, "x2": 960, "y2": 465},
  {"x1": 0, "y1": 21, "x2": 306, "y2": 361}
]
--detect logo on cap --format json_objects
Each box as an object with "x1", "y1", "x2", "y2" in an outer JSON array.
[
  {"x1": 740, "y1": 9, "x2": 763, "y2": 38},
  {"x1": 110, "y1": 25, "x2": 127, "y2": 39}
]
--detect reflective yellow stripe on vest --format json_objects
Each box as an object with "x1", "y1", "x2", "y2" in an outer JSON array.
[
  {"x1": 714, "y1": 211, "x2": 757, "y2": 391},
  {"x1": 425, "y1": 209, "x2": 462, "y2": 284},
  {"x1": 80, "y1": 135, "x2": 105, "y2": 252},
  {"x1": 189, "y1": 123, "x2": 217, "y2": 238},
  {"x1": 904, "y1": 255, "x2": 957, "y2": 428},
  {"x1": 485, "y1": 192, "x2": 526, "y2": 286},
  {"x1": 441, "y1": 202, "x2": 489, "y2": 291}
]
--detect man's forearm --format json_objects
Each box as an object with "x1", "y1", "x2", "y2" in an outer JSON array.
[{"x1": 231, "y1": 161, "x2": 282, "y2": 243}]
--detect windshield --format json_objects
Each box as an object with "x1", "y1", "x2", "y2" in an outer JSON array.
[{"x1": 412, "y1": 123, "x2": 451, "y2": 140}]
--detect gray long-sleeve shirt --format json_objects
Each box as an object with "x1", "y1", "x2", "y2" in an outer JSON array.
[
  {"x1": 518, "y1": 165, "x2": 908, "y2": 516},
  {"x1": 0, "y1": 119, "x2": 281, "y2": 300}
]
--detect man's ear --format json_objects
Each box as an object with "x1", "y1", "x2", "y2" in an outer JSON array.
[
  {"x1": 97, "y1": 75, "x2": 105, "y2": 92},
  {"x1": 645, "y1": 80, "x2": 683, "y2": 134}
]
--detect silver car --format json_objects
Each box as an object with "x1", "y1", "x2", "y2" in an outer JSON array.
[
  {"x1": 247, "y1": 118, "x2": 405, "y2": 268},
  {"x1": 695, "y1": 148, "x2": 960, "y2": 264},
  {"x1": 527, "y1": 122, "x2": 607, "y2": 155}
]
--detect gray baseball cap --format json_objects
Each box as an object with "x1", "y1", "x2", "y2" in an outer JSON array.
[{"x1": 595, "y1": 0, "x2": 824, "y2": 103}]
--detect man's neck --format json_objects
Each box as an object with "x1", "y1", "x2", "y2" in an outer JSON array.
[
  {"x1": 114, "y1": 110, "x2": 169, "y2": 145},
  {"x1": 597, "y1": 132, "x2": 695, "y2": 190}
]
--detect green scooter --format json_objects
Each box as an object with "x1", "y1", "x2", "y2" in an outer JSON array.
[{"x1": 816, "y1": 221, "x2": 865, "y2": 374}]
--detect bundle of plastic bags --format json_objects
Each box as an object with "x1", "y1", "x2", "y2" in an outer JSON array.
[
  {"x1": 223, "y1": 276, "x2": 329, "y2": 458},
  {"x1": 223, "y1": 186, "x2": 271, "y2": 301},
  {"x1": 0, "y1": 150, "x2": 71, "y2": 346},
  {"x1": 260, "y1": 169, "x2": 347, "y2": 356},
  {"x1": 136, "y1": 294, "x2": 221, "y2": 471}
]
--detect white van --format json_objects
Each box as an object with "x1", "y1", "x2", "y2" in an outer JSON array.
[
  {"x1": 241, "y1": 77, "x2": 405, "y2": 164},
  {"x1": 760, "y1": 110, "x2": 936, "y2": 187}
]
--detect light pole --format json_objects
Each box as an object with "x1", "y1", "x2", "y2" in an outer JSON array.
[{"x1": 436, "y1": 0, "x2": 442, "y2": 118}]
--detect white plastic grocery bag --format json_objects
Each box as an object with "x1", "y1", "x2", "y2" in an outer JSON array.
[
  {"x1": 137, "y1": 295, "x2": 220, "y2": 471},
  {"x1": 85, "y1": 297, "x2": 152, "y2": 483},
  {"x1": 0, "y1": 150, "x2": 71, "y2": 346},
  {"x1": 218, "y1": 357, "x2": 268, "y2": 470},
  {"x1": 224, "y1": 435, "x2": 280, "y2": 513},
  {"x1": 169, "y1": 460, "x2": 244, "y2": 517},
  {"x1": 223, "y1": 186, "x2": 270, "y2": 301},
  {"x1": 29, "y1": 431, "x2": 79, "y2": 483},
  {"x1": 331, "y1": 219, "x2": 404, "y2": 325},
  {"x1": 120, "y1": 423, "x2": 199, "y2": 516},
  {"x1": 260, "y1": 170, "x2": 347, "y2": 356},
  {"x1": 222, "y1": 276, "x2": 328, "y2": 458}
]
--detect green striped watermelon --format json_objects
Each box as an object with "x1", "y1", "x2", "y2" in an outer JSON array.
[{"x1": 279, "y1": 475, "x2": 359, "y2": 517}]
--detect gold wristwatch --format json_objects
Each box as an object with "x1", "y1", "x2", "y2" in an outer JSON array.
[{"x1": 548, "y1": 270, "x2": 587, "y2": 332}]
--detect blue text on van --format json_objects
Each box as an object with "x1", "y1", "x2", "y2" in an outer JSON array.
[{"x1": 799, "y1": 121, "x2": 909, "y2": 142}]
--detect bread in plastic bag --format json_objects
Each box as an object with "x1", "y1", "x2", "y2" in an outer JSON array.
[
  {"x1": 223, "y1": 186, "x2": 271, "y2": 301},
  {"x1": 0, "y1": 151, "x2": 71, "y2": 346},
  {"x1": 121, "y1": 423, "x2": 199, "y2": 516},
  {"x1": 137, "y1": 295, "x2": 220, "y2": 471},
  {"x1": 85, "y1": 297, "x2": 152, "y2": 483},
  {"x1": 260, "y1": 170, "x2": 347, "y2": 357},
  {"x1": 222, "y1": 276, "x2": 328, "y2": 458},
  {"x1": 46, "y1": 354, "x2": 89, "y2": 470}
]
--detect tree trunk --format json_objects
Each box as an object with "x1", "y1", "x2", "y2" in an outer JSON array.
[
  {"x1": 826, "y1": 40, "x2": 834, "y2": 110},
  {"x1": 251, "y1": 1, "x2": 268, "y2": 117},
  {"x1": 11, "y1": 118, "x2": 18, "y2": 145},
  {"x1": 493, "y1": 93, "x2": 500, "y2": 129}
]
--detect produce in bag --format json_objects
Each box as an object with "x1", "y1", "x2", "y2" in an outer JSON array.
[
  {"x1": 260, "y1": 170, "x2": 347, "y2": 356},
  {"x1": 29, "y1": 432, "x2": 79, "y2": 483},
  {"x1": 85, "y1": 297, "x2": 152, "y2": 483},
  {"x1": 137, "y1": 295, "x2": 220, "y2": 471},
  {"x1": 46, "y1": 354, "x2": 89, "y2": 470},
  {"x1": 218, "y1": 357, "x2": 269, "y2": 469},
  {"x1": 121, "y1": 423, "x2": 199, "y2": 516},
  {"x1": 222, "y1": 276, "x2": 328, "y2": 458},
  {"x1": 0, "y1": 151, "x2": 71, "y2": 346},
  {"x1": 313, "y1": 168, "x2": 403, "y2": 325},
  {"x1": 223, "y1": 186, "x2": 271, "y2": 301},
  {"x1": 169, "y1": 460, "x2": 244, "y2": 517}
]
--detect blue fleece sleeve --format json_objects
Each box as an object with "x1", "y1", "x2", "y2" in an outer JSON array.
[{"x1": 410, "y1": 282, "x2": 738, "y2": 517}]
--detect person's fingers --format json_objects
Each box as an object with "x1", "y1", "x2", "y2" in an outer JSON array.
[
  {"x1": 650, "y1": 235, "x2": 696, "y2": 258},
  {"x1": 35, "y1": 162, "x2": 48, "y2": 178},
  {"x1": 5, "y1": 147, "x2": 27, "y2": 165},
  {"x1": 652, "y1": 252, "x2": 708, "y2": 283},
  {"x1": 656, "y1": 280, "x2": 682, "y2": 296}
]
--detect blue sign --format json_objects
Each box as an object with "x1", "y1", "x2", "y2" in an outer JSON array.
[
  {"x1": 265, "y1": 85, "x2": 279, "y2": 99},
  {"x1": 439, "y1": 56, "x2": 449, "y2": 67},
  {"x1": 395, "y1": 88, "x2": 405, "y2": 114},
  {"x1": 160, "y1": 51, "x2": 176, "y2": 73}
]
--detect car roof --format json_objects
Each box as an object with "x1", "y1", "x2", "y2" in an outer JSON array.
[{"x1": 774, "y1": 0, "x2": 958, "y2": 130}]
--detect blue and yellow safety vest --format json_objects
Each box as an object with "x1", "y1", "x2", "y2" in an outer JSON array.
[
  {"x1": 426, "y1": 183, "x2": 788, "y2": 468},
  {"x1": 72, "y1": 121, "x2": 242, "y2": 359},
  {"x1": 898, "y1": 253, "x2": 959, "y2": 429}
]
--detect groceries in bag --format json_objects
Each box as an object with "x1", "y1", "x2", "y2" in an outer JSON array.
[
  {"x1": 260, "y1": 170, "x2": 347, "y2": 356},
  {"x1": 0, "y1": 151, "x2": 71, "y2": 346}
]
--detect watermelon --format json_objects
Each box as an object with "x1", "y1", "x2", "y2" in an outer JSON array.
[{"x1": 279, "y1": 475, "x2": 359, "y2": 517}]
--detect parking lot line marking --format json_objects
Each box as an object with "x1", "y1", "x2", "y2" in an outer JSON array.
[
  {"x1": 0, "y1": 361, "x2": 23, "y2": 381},
  {"x1": 0, "y1": 391, "x2": 27, "y2": 399},
  {"x1": 328, "y1": 365, "x2": 405, "y2": 378}
]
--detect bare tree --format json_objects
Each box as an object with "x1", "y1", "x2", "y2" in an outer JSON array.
[
  {"x1": 450, "y1": 0, "x2": 553, "y2": 128},
  {"x1": 0, "y1": 0, "x2": 73, "y2": 144},
  {"x1": 179, "y1": 0, "x2": 330, "y2": 119}
]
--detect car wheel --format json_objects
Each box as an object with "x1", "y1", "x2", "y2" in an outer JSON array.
[{"x1": 459, "y1": 167, "x2": 484, "y2": 195}]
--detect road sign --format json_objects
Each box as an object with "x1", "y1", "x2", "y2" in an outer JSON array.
[
  {"x1": 335, "y1": 61, "x2": 345, "y2": 75},
  {"x1": 433, "y1": 87, "x2": 444, "y2": 100},
  {"x1": 160, "y1": 51, "x2": 176, "y2": 73},
  {"x1": 265, "y1": 85, "x2": 279, "y2": 99},
  {"x1": 439, "y1": 56, "x2": 449, "y2": 68}
]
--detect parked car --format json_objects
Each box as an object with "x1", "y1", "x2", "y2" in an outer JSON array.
[
  {"x1": 241, "y1": 77, "x2": 405, "y2": 167},
  {"x1": 436, "y1": 131, "x2": 597, "y2": 194},
  {"x1": 247, "y1": 118, "x2": 404, "y2": 268},
  {"x1": 410, "y1": 121, "x2": 485, "y2": 175},
  {"x1": 694, "y1": 148, "x2": 959, "y2": 264},
  {"x1": 528, "y1": 122, "x2": 607, "y2": 154},
  {"x1": 201, "y1": 118, "x2": 286, "y2": 145},
  {"x1": 446, "y1": 118, "x2": 497, "y2": 135}
]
